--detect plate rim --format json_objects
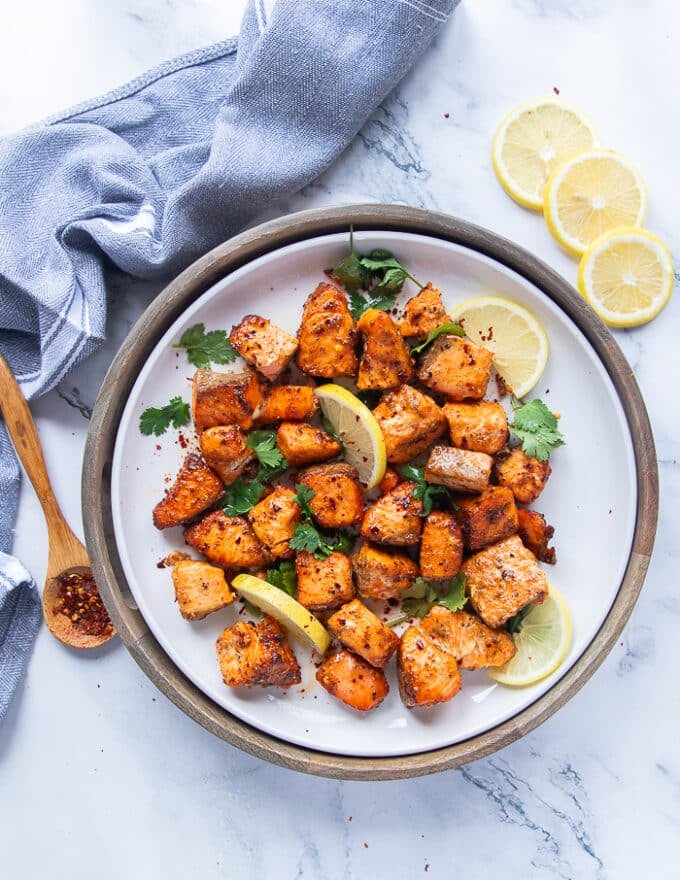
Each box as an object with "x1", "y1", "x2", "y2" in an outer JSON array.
[{"x1": 83, "y1": 204, "x2": 658, "y2": 780}]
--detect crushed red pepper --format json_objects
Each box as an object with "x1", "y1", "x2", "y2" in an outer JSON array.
[{"x1": 53, "y1": 571, "x2": 114, "y2": 638}]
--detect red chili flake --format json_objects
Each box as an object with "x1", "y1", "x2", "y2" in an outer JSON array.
[
  {"x1": 178, "y1": 433, "x2": 188, "y2": 449},
  {"x1": 53, "y1": 570, "x2": 114, "y2": 638},
  {"x1": 553, "y1": 86, "x2": 560, "y2": 95},
  {"x1": 156, "y1": 560, "x2": 166, "y2": 569},
  {"x1": 443, "y1": 112, "x2": 450, "y2": 119},
  {"x1": 155, "y1": 444, "x2": 161, "y2": 451}
]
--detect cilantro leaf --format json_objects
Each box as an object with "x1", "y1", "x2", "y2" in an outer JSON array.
[
  {"x1": 398, "y1": 464, "x2": 451, "y2": 517},
  {"x1": 173, "y1": 322, "x2": 236, "y2": 368},
  {"x1": 290, "y1": 485, "x2": 354, "y2": 558},
  {"x1": 220, "y1": 476, "x2": 267, "y2": 516},
  {"x1": 509, "y1": 398, "x2": 566, "y2": 461},
  {"x1": 247, "y1": 430, "x2": 287, "y2": 471},
  {"x1": 411, "y1": 321, "x2": 465, "y2": 355},
  {"x1": 321, "y1": 415, "x2": 345, "y2": 451},
  {"x1": 289, "y1": 522, "x2": 324, "y2": 556},
  {"x1": 265, "y1": 560, "x2": 297, "y2": 597},
  {"x1": 293, "y1": 484, "x2": 316, "y2": 520},
  {"x1": 387, "y1": 574, "x2": 467, "y2": 627},
  {"x1": 139, "y1": 396, "x2": 190, "y2": 436},
  {"x1": 360, "y1": 251, "x2": 423, "y2": 291},
  {"x1": 506, "y1": 604, "x2": 534, "y2": 634},
  {"x1": 437, "y1": 573, "x2": 467, "y2": 613},
  {"x1": 332, "y1": 226, "x2": 371, "y2": 295}
]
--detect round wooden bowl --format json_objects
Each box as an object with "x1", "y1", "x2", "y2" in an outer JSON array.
[{"x1": 83, "y1": 205, "x2": 658, "y2": 780}]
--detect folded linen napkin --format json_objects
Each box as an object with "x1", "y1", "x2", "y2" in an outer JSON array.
[{"x1": 0, "y1": 0, "x2": 458, "y2": 720}]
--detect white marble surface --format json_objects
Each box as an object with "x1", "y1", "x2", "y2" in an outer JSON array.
[{"x1": 2, "y1": 1, "x2": 679, "y2": 877}]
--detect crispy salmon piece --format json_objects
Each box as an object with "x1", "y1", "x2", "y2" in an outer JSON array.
[
  {"x1": 356, "y1": 308, "x2": 413, "y2": 391},
  {"x1": 254, "y1": 385, "x2": 318, "y2": 424},
  {"x1": 372, "y1": 384, "x2": 447, "y2": 464},
  {"x1": 442, "y1": 401, "x2": 508, "y2": 454},
  {"x1": 199, "y1": 425, "x2": 255, "y2": 485},
  {"x1": 326, "y1": 598, "x2": 399, "y2": 668},
  {"x1": 455, "y1": 486, "x2": 519, "y2": 551},
  {"x1": 424, "y1": 445, "x2": 493, "y2": 493},
  {"x1": 295, "y1": 551, "x2": 355, "y2": 612},
  {"x1": 296, "y1": 282, "x2": 358, "y2": 377},
  {"x1": 462, "y1": 534, "x2": 548, "y2": 629},
  {"x1": 352, "y1": 542, "x2": 419, "y2": 600},
  {"x1": 398, "y1": 282, "x2": 448, "y2": 339},
  {"x1": 247, "y1": 486, "x2": 301, "y2": 559},
  {"x1": 360, "y1": 481, "x2": 423, "y2": 546},
  {"x1": 419, "y1": 511, "x2": 464, "y2": 580},
  {"x1": 170, "y1": 559, "x2": 235, "y2": 620},
  {"x1": 416, "y1": 335, "x2": 493, "y2": 400},
  {"x1": 229, "y1": 314, "x2": 297, "y2": 381},
  {"x1": 216, "y1": 616, "x2": 301, "y2": 688},
  {"x1": 184, "y1": 510, "x2": 270, "y2": 569},
  {"x1": 192, "y1": 368, "x2": 264, "y2": 432},
  {"x1": 276, "y1": 422, "x2": 341, "y2": 468},
  {"x1": 316, "y1": 650, "x2": 389, "y2": 711},
  {"x1": 517, "y1": 508, "x2": 556, "y2": 564},
  {"x1": 494, "y1": 447, "x2": 552, "y2": 504},
  {"x1": 378, "y1": 466, "x2": 402, "y2": 495},
  {"x1": 419, "y1": 605, "x2": 516, "y2": 669},
  {"x1": 153, "y1": 453, "x2": 224, "y2": 529},
  {"x1": 398, "y1": 623, "x2": 461, "y2": 708},
  {"x1": 298, "y1": 462, "x2": 364, "y2": 527}
]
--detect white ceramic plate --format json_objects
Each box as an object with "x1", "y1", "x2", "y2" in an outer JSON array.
[{"x1": 111, "y1": 230, "x2": 637, "y2": 758}]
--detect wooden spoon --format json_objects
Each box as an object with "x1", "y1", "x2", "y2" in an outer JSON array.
[{"x1": 0, "y1": 355, "x2": 115, "y2": 648}]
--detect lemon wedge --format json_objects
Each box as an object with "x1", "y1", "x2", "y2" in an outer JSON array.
[
  {"x1": 577, "y1": 227, "x2": 674, "y2": 328},
  {"x1": 488, "y1": 585, "x2": 572, "y2": 687},
  {"x1": 544, "y1": 149, "x2": 647, "y2": 256},
  {"x1": 315, "y1": 384, "x2": 387, "y2": 489},
  {"x1": 492, "y1": 97, "x2": 599, "y2": 210},
  {"x1": 448, "y1": 296, "x2": 548, "y2": 399},
  {"x1": 231, "y1": 573, "x2": 331, "y2": 654}
]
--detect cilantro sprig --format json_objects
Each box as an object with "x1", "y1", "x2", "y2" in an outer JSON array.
[
  {"x1": 265, "y1": 560, "x2": 297, "y2": 597},
  {"x1": 506, "y1": 604, "x2": 533, "y2": 634},
  {"x1": 247, "y1": 430, "x2": 287, "y2": 471},
  {"x1": 509, "y1": 398, "x2": 565, "y2": 461},
  {"x1": 289, "y1": 485, "x2": 354, "y2": 559},
  {"x1": 139, "y1": 396, "x2": 190, "y2": 436},
  {"x1": 220, "y1": 432, "x2": 287, "y2": 516},
  {"x1": 398, "y1": 464, "x2": 451, "y2": 517},
  {"x1": 387, "y1": 574, "x2": 468, "y2": 628},
  {"x1": 410, "y1": 321, "x2": 465, "y2": 355},
  {"x1": 173, "y1": 322, "x2": 236, "y2": 368}
]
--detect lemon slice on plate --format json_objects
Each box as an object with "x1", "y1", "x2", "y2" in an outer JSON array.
[
  {"x1": 544, "y1": 149, "x2": 647, "y2": 256},
  {"x1": 488, "y1": 585, "x2": 572, "y2": 687},
  {"x1": 448, "y1": 296, "x2": 549, "y2": 399},
  {"x1": 492, "y1": 97, "x2": 599, "y2": 210},
  {"x1": 315, "y1": 383, "x2": 387, "y2": 488},
  {"x1": 232, "y1": 573, "x2": 331, "y2": 654},
  {"x1": 577, "y1": 227, "x2": 674, "y2": 327}
]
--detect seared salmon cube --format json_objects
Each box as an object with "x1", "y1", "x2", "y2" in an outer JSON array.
[
  {"x1": 316, "y1": 650, "x2": 389, "y2": 711},
  {"x1": 442, "y1": 401, "x2": 508, "y2": 454},
  {"x1": 326, "y1": 598, "x2": 399, "y2": 668},
  {"x1": 360, "y1": 481, "x2": 423, "y2": 546},
  {"x1": 276, "y1": 422, "x2": 341, "y2": 468},
  {"x1": 192, "y1": 368, "x2": 264, "y2": 432},
  {"x1": 424, "y1": 445, "x2": 493, "y2": 493},
  {"x1": 296, "y1": 282, "x2": 358, "y2": 377},
  {"x1": 153, "y1": 453, "x2": 224, "y2": 529},
  {"x1": 398, "y1": 282, "x2": 448, "y2": 339},
  {"x1": 517, "y1": 508, "x2": 556, "y2": 564},
  {"x1": 352, "y1": 542, "x2": 419, "y2": 600},
  {"x1": 171, "y1": 559, "x2": 235, "y2": 620},
  {"x1": 397, "y1": 623, "x2": 461, "y2": 708},
  {"x1": 378, "y1": 466, "x2": 402, "y2": 495},
  {"x1": 216, "y1": 616, "x2": 301, "y2": 688},
  {"x1": 419, "y1": 511, "x2": 464, "y2": 580},
  {"x1": 416, "y1": 335, "x2": 493, "y2": 400},
  {"x1": 247, "y1": 486, "x2": 301, "y2": 559},
  {"x1": 184, "y1": 510, "x2": 270, "y2": 569},
  {"x1": 372, "y1": 385, "x2": 447, "y2": 464},
  {"x1": 199, "y1": 425, "x2": 255, "y2": 485},
  {"x1": 420, "y1": 605, "x2": 516, "y2": 669},
  {"x1": 254, "y1": 385, "x2": 318, "y2": 424},
  {"x1": 229, "y1": 314, "x2": 297, "y2": 381},
  {"x1": 295, "y1": 551, "x2": 355, "y2": 612},
  {"x1": 456, "y1": 486, "x2": 519, "y2": 551},
  {"x1": 297, "y1": 462, "x2": 363, "y2": 527},
  {"x1": 462, "y1": 534, "x2": 548, "y2": 628},
  {"x1": 356, "y1": 308, "x2": 413, "y2": 391},
  {"x1": 494, "y1": 447, "x2": 552, "y2": 504}
]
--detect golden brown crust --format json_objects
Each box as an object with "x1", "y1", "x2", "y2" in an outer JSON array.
[
  {"x1": 359, "y1": 481, "x2": 423, "y2": 546},
  {"x1": 152, "y1": 453, "x2": 224, "y2": 530},
  {"x1": 378, "y1": 466, "x2": 402, "y2": 495},
  {"x1": 316, "y1": 650, "x2": 389, "y2": 711},
  {"x1": 397, "y1": 623, "x2": 461, "y2": 708},
  {"x1": 254, "y1": 385, "x2": 318, "y2": 424},
  {"x1": 351, "y1": 542, "x2": 419, "y2": 599},
  {"x1": 419, "y1": 605, "x2": 516, "y2": 669},
  {"x1": 517, "y1": 508, "x2": 556, "y2": 564},
  {"x1": 184, "y1": 510, "x2": 270, "y2": 569},
  {"x1": 171, "y1": 559, "x2": 235, "y2": 620},
  {"x1": 442, "y1": 401, "x2": 508, "y2": 454},
  {"x1": 494, "y1": 447, "x2": 552, "y2": 504},
  {"x1": 192, "y1": 368, "x2": 264, "y2": 432},
  {"x1": 276, "y1": 421, "x2": 341, "y2": 468},
  {"x1": 372, "y1": 384, "x2": 447, "y2": 465},
  {"x1": 229, "y1": 314, "x2": 298, "y2": 381},
  {"x1": 356, "y1": 308, "x2": 413, "y2": 391},
  {"x1": 295, "y1": 551, "x2": 355, "y2": 612},
  {"x1": 296, "y1": 282, "x2": 358, "y2": 377},
  {"x1": 424, "y1": 445, "x2": 493, "y2": 494},
  {"x1": 298, "y1": 462, "x2": 364, "y2": 527},
  {"x1": 247, "y1": 486, "x2": 301, "y2": 559},
  {"x1": 326, "y1": 599, "x2": 399, "y2": 668},
  {"x1": 199, "y1": 425, "x2": 256, "y2": 485},
  {"x1": 455, "y1": 486, "x2": 519, "y2": 551},
  {"x1": 398, "y1": 283, "x2": 448, "y2": 339},
  {"x1": 216, "y1": 616, "x2": 301, "y2": 688},
  {"x1": 416, "y1": 335, "x2": 493, "y2": 400},
  {"x1": 419, "y1": 511, "x2": 464, "y2": 580}
]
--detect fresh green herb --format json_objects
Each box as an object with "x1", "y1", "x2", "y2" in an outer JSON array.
[
  {"x1": 321, "y1": 415, "x2": 345, "y2": 451},
  {"x1": 220, "y1": 436, "x2": 287, "y2": 515},
  {"x1": 290, "y1": 485, "x2": 354, "y2": 559},
  {"x1": 410, "y1": 321, "x2": 465, "y2": 355},
  {"x1": 332, "y1": 228, "x2": 370, "y2": 295},
  {"x1": 398, "y1": 464, "x2": 451, "y2": 517},
  {"x1": 139, "y1": 396, "x2": 190, "y2": 436},
  {"x1": 348, "y1": 289, "x2": 398, "y2": 322},
  {"x1": 289, "y1": 522, "x2": 325, "y2": 556},
  {"x1": 173, "y1": 322, "x2": 236, "y2": 368},
  {"x1": 265, "y1": 560, "x2": 297, "y2": 597},
  {"x1": 509, "y1": 398, "x2": 566, "y2": 461},
  {"x1": 241, "y1": 598, "x2": 263, "y2": 618},
  {"x1": 436, "y1": 573, "x2": 468, "y2": 613},
  {"x1": 387, "y1": 574, "x2": 468, "y2": 627},
  {"x1": 220, "y1": 476, "x2": 267, "y2": 516},
  {"x1": 293, "y1": 484, "x2": 316, "y2": 520},
  {"x1": 506, "y1": 604, "x2": 534, "y2": 634},
  {"x1": 360, "y1": 250, "x2": 423, "y2": 293},
  {"x1": 247, "y1": 430, "x2": 287, "y2": 472}
]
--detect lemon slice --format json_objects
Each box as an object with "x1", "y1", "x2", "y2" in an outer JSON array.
[
  {"x1": 544, "y1": 149, "x2": 647, "y2": 256},
  {"x1": 492, "y1": 97, "x2": 599, "y2": 210},
  {"x1": 488, "y1": 585, "x2": 572, "y2": 687},
  {"x1": 577, "y1": 227, "x2": 674, "y2": 327},
  {"x1": 315, "y1": 383, "x2": 387, "y2": 488},
  {"x1": 232, "y1": 573, "x2": 331, "y2": 654},
  {"x1": 448, "y1": 296, "x2": 549, "y2": 399}
]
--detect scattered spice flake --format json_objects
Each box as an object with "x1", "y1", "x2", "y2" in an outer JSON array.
[
  {"x1": 443, "y1": 112, "x2": 450, "y2": 118},
  {"x1": 496, "y1": 373, "x2": 509, "y2": 398},
  {"x1": 178, "y1": 432, "x2": 188, "y2": 449},
  {"x1": 155, "y1": 444, "x2": 161, "y2": 451},
  {"x1": 53, "y1": 570, "x2": 114, "y2": 638},
  {"x1": 363, "y1": 843, "x2": 369, "y2": 849},
  {"x1": 553, "y1": 86, "x2": 560, "y2": 95},
  {"x1": 348, "y1": 816, "x2": 353, "y2": 822}
]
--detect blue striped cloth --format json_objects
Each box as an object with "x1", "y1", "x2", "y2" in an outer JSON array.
[{"x1": 0, "y1": 0, "x2": 457, "y2": 720}]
